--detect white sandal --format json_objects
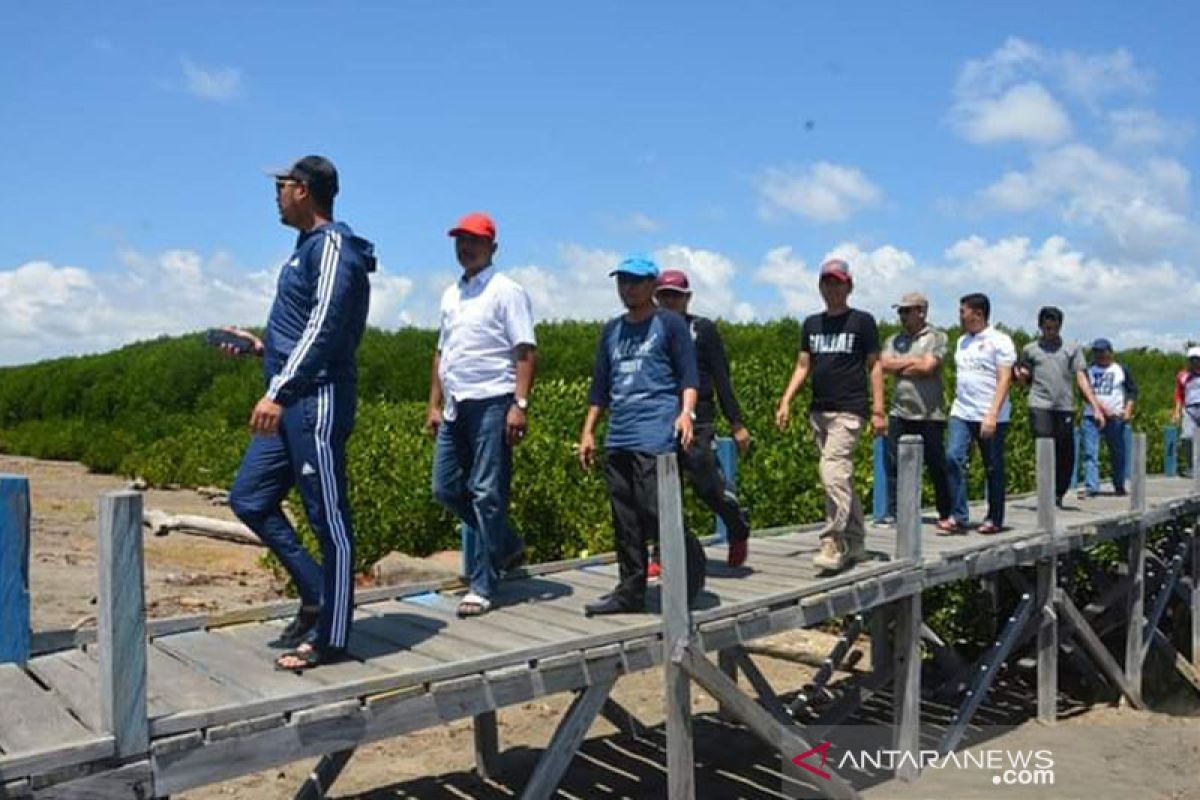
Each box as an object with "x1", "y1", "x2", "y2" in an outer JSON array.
[{"x1": 456, "y1": 592, "x2": 492, "y2": 618}]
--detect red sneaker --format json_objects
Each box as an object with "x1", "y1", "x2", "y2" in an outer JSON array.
[
  {"x1": 647, "y1": 559, "x2": 662, "y2": 579},
  {"x1": 727, "y1": 538, "x2": 748, "y2": 568}
]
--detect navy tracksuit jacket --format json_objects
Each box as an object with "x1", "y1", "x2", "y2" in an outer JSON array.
[{"x1": 230, "y1": 221, "x2": 374, "y2": 650}]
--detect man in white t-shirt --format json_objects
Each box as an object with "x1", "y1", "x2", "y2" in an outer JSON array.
[
  {"x1": 426, "y1": 212, "x2": 537, "y2": 617},
  {"x1": 943, "y1": 293, "x2": 1015, "y2": 535}
]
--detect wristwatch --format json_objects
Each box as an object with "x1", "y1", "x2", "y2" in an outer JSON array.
[{"x1": 514, "y1": 397, "x2": 529, "y2": 411}]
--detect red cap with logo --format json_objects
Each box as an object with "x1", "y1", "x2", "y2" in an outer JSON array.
[
  {"x1": 655, "y1": 269, "x2": 692, "y2": 294},
  {"x1": 818, "y1": 258, "x2": 852, "y2": 284},
  {"x1": 447, "y1": 212, "x2": 496, "y2": 240}
]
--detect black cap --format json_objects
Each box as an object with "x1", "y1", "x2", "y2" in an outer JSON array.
[{"x1": 267, "y1": 155, "x2": 339, "y2": 203}]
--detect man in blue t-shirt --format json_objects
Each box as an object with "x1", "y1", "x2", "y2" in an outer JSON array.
[{"x1": 579, "y1": 255, "x2": 705, "y2": 615}]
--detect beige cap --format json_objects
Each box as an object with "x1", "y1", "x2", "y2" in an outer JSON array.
[{"x1": 892, "y1": 292, "x2": 929, "y2": 309}]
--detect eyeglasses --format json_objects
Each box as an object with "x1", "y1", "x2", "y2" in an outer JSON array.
[
  {"x1": 897, "y1": 306, "x2": 925, "y2": 314},
  {"x1": 274, "y1": 179, "x2": 301, "y2": 194}
]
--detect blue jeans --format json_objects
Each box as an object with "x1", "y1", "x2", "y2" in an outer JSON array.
[
  {"x1": 1081, "y1": 415, "x2": 1126, "y2": 494},
  {"x1": 431, "y1": 394, "x2": 522, "y2": 599},
  {"x1": 946, "y1": 416, "x2": 1008, "y2": 527}
]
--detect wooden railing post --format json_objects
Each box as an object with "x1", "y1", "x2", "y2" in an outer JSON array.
[
  {"x1": 97, "y1": 490, "x2": 149, "y2": 757},
  {"x1": 658, "y1": 453, "x2": 695, "y2": 800},
  {"x1": 1193, "y1": 429, "x2": 1200, "y2": 493},
  {"x1": 893, "y1": 434, "x2": 922, "y2": 781},
  {"x1": 0, "y1": 475, "x2": 31, "y2": 664},
  {"x1": 1125, "y1": 434, "x2": 1147, "y2": 706},
  {"x1": 1035, "y1": 438, "x2": 1057, "y2": 724}
]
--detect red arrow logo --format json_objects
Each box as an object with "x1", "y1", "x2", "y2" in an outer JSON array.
[{"x1": 791, "y1": 741, "x2": 832, "y2": 780}]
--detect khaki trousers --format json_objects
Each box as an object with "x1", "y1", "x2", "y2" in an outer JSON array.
[{"x1": 809, "y1": 411, "x2": 866, "y2": 545}]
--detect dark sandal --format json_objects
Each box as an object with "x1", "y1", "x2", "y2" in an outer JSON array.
[
  {"x1": 274, "y1": 643, "x2": 346, "y2": 673},
  {"x1": 270, "y1": 605, "x2": 320, "y2": 648}
]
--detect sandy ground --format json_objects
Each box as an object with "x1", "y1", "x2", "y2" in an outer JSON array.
[{"x1": 9, "y1": 454, "x2": 1200, "y2": 799}]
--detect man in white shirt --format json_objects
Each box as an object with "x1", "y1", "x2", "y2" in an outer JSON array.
[
  {"x1": 943, "y1": 293, "x2": 1015, "y2": 535},
  {"x1": 426, "y1": 212, "x2": 537, "y2": 617},
  {"x1": 1080, "y1": 338, "x2": 1138, "y2": 497}
]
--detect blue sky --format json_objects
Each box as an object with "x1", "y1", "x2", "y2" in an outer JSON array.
[{"x1": 2, "y1": 1, "x2": 1198, "y2": 365}]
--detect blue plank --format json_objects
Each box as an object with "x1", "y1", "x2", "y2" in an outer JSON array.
[
  {"x1": 872, "y1": 436, "x2": 888, "y2": 522},
  {"x1": 0, "y1": 474, "x2": 31, "y2": 664},
  {"x1": 1165, "y1": 425, "x2": 1178, "y2": 477}
]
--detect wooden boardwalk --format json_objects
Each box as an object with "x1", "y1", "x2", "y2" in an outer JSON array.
[{"x1": 2, "y1": 465, "x2": 1199, "y2": 798}]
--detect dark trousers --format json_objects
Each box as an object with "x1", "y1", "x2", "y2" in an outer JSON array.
[
  {"x1": 604, "y1": 450, "x2": 704, "y2": 603},
  {"x1": 677, "y1": 423, "x2": 750, "y2": 542},
  {"x1": 230, "y1": 383, "x2": 356, "y2": 650},
  {"x1": 885, "y1": 417, "x2": 952, "y2": 520},
  {"x1": 1030, "y1": 408, "x2": 1075, "y2": 501}
]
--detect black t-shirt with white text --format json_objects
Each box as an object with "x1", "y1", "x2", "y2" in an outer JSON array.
[{"x1": 800, "y1": 308, "x2": 879, "y2": 417}]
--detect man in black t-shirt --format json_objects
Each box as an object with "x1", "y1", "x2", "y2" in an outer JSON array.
[{"x1": 776, "y1": 258, "x2": 884, "y2": 573}]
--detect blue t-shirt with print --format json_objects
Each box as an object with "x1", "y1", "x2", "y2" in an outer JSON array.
[{"x1": 588, "y1": 310, "x2": 699, "y2": 453}]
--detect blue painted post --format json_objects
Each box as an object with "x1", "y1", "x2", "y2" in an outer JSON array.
[
  {"x1": 1, "y1": 475, "x2": 31, "y2": 664},
  {"x1": 1164, "y1": 425, "x2": 1178, "y2": 477},
  {"x1": 1069, "y1": 426, "x2": 1081, "y2": 490},
  {"x1": 872, "y1": 435, "x2": 888, "y2": 522},
  {"x1": 1123, "y1": 424, "x2": 1134, "y2": 483},
  {"x1": 460, "y1": 522, "x2": 476, "y2": 580},
  {"x1": 714, "y1": 436, "x2": 737, "y2": 543}
]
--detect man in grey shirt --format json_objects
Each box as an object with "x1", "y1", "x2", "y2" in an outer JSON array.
[
  {"x1": 1015, "y1": 306, "x2": 1105, "y2": 505},
  {"x1": 879, "y1": 292, "x2": 953, "y2": 528}
]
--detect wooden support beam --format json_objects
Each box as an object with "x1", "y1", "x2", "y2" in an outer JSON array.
[
  {"x1": 1142, "y1": 545, "x2": 1186, "y2": 661},
  {"x1": 1125, "y1": 433, "x2": 1148, "y2": 707},
  {"x1": 1192, "y1": 524, "x2": 1200, "y2": 675},
  {"x1": 472, "y1": 711, "x2": 499, "y2": 780},
  {"x1": 294, "y1": 749, "x2": 354, "y2": 800},
  {"x1": 808, "y1": 669, "x2": 893, "y2": 740},
  {"x1": 519, "y1": 677, "x2": 617, "y2": 800},
  {"x1": 1148, "y1": 628, "x2": 1200, "y2": 694},
  {"x1": 97, "y1": 490, "x2": 149, "y2": 759},
  {"x1": 717, "y1": 648, "x2": 739, "y2": 721},
  {"x1": 1035, "y1": 437, "x2": 1058, "y2": 724},
  {"x1": 657, "y1": 453, "x2": 695, "y2": 800},
  {"x1": 1056, "y1": 590, "x2": 1146, "y2": 710},
  {"x1": 678, "y1": 646, "x2": 859, "y2": 800},
  {"x1": 939, "y1": 593, "x2": 1035, "y2": 756},
  {"x1": 868, "y1": 608, "x2": 892, "y2": 679},
  {"x1": 730, "y1": 648, "x2": 792, "y2": 725},
  {"x1": 893, "y1": 434, "x2": 923, "y2": 782},
  {"x1": 599, "y1": 696, "x2": 647, "y2": 740}
]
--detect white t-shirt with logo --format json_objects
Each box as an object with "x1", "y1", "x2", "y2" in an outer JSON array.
[{"x1": 951, "y1": 326, "x2": 1017, "y2": 422}]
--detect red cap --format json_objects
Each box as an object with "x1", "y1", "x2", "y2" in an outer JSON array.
[
  {"x1": 818, "y1": 258, "x2": 852, "y2": 283},
  {"x1": 447, "y1": 212, "x2": 496, "y2": 240},
  {"x1": 655, "y1": 269, "x2": 692, "y2": 294}
]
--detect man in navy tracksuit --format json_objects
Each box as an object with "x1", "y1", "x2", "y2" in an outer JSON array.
[{"x1": 224, "y1": 155, "x2": 374, "y2": 671}]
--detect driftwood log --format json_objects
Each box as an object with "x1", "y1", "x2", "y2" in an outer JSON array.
[{"x1": 143, "y1": 509, "x2": 261, "y2": 547}]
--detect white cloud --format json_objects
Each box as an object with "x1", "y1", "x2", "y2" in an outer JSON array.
[
  {"x1": 952, "y1": 81, "x2": 1072, "y2": 145},
  {"x1": 1108, "y1": 108, "x2": 1194, "y2": 149},
  {"x1": 366, "y1": 271, "x2": 415, "y2": 328},
  {"x1": 757, "y1": 162, "x2": 882, "y2": 223},
  {"x1": 979, "y1": 144, "x2": 1193, "y2": 254},
  {"x1": 754, "y1": 243, "x2": 920, "y2": 319},
  {"x1": 181, "y1": 57, "x2": 242, "y2": 102}
]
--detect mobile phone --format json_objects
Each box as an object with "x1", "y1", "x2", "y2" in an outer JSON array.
[{"x1": 205, "y1": 328, "x2": 256, "y2": 355}]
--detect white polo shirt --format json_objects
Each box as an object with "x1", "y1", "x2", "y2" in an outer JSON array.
[
  {"x1": 437, "y1": 266, "x2": 536, "y2": 411},
  {"x1": 951, "y1": 325, "x2": 1016, "y2": 422}
]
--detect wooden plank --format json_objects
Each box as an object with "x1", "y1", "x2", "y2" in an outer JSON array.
[
  {"x1": 31, "y1": 759, "x2": 153, "y2": 799},
  {"x1": 25, "y1": 650, "x2": 103, "y2": 732},
  {"x1": 473, "y1": 711, "x2": 498, "y2": 780},
  {"x1": 152, "y1": 630, "x2": 308, "y2": 699},
  {"x1": 1193, "y1": 528, "x2": 1200, "y2": 675},
  {"x1": 658, "y1": 453, "x2": 695, "y2": 800},
  {"x1": 294, "y1": 749, "x2": 354, "y2": 800},
  {"x1": 96, "y1": 490, "x2": 149, "y2": 758},
  {"x1": 0, "y1": 736, "x2": 114, "y2": 787},
  {"x1": 0, "y1": 475, "x2": 31, "y2": 665},
  {"x1": 0, "y1": 664, "x2": 97, "y2": 756},
  {"x1": 519, "y1": 677, "x2": 617, "y2": 800},
  {"x1": 216, "y1": 621, "x2": 390, "y2": 685},
  {"x1": 400, "y1": 591, "x2": 588, "y2": 643}
]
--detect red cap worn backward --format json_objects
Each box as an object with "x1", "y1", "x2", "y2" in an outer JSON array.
[
  {"x1": 447, "y1": 212, "x2": 496, "y2": 240},
  {"x1": 655, "y1": 269, "x2": 691, "y2": 293}
]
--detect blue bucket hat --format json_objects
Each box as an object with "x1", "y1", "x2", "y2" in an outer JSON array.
[{"x1": 609, "y1": 255, "x2": 659, "y2": 279}]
